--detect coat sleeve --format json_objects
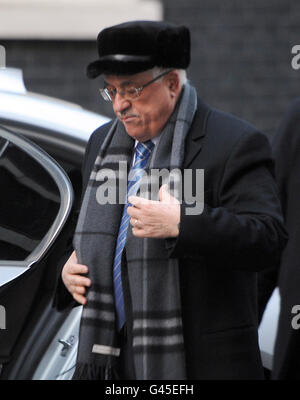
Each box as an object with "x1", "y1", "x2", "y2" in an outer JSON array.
[{"x1": 168, "y1": 130, "x2": 288, "y2": 272}]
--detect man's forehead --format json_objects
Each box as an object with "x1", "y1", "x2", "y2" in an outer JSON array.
[{"x1": 104, "y1": 70, "x2": 152, "y2": 86}]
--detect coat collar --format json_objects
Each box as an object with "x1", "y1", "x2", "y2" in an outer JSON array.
[{"x1": 184, "y1": 97, "x2": 211, "y2": 167}]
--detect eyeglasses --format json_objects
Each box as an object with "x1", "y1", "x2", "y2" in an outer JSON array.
[{"x1": 99, "y1": 69, "x2": 173, "y2": 102}]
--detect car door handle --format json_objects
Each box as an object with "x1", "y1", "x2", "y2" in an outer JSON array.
[{"x1": 58, "y1": 336, "x2": 75, "y2": 357}]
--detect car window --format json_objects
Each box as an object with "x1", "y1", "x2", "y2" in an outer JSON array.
[
  {"x1": 0, "y1": 126, "x2": 73, "y2": 287},
  {"x1": 0, "y1": 137, "x2": 60, "y2": 261}
]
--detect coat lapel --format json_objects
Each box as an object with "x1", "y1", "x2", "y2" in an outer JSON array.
[{"x1": 183, "y1": 98, "x2": 211, "y2": 167}]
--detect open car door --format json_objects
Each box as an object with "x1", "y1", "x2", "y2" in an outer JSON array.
[{"x1": 0, "y1": 126, "x2": 75, "y2": 379}]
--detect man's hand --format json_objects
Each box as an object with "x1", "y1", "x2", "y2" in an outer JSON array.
[
  {"x1": 61, "y1": 250, "x2": 91, "y2": 305},
  {"x1": 128, "y1": 184, "x2": 180, "y2": 238}
]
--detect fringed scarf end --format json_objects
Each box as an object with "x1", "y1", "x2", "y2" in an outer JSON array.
[{"x1": 72, "y1": 362, "x2": 119, "y2": 380}]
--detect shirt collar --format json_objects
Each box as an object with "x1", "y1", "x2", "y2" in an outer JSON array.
[{"x1": 134, "y1": 133, "x2": 161, "y2": 148}]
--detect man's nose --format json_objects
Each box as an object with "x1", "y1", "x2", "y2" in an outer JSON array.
[{"x1": 113, "y1": 92, "x2": 131, "y2": 115}]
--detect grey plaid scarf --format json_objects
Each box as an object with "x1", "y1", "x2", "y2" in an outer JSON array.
[{"x1": 72, "y1": 83, "x2": 197, "y2": 380}]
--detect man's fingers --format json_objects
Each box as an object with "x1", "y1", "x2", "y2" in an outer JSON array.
[
  {"x1": 130, "y1": 217, "x2": 143, "y2": 229},
  {"x1": 127, "y1": 196, "x2": 159, "y2": 218},
  {"x1": 69, "y1": 275, "x2": 91, "y2": 288},
  {"x1": 73, "y1": 293, "x2": 87, "y2": 305},
  {"x1": 70, "y1": 284, "x2": 87, "y2": 295},
  {"x1": 132, "y1": 226, "x2": 145, "y2": 237},
  {"x1": 69, "y1": 262, "x2": 89, "y2": 275},
  {"x1": 127, "y1": 205, "x2": 140, "y2": 218},
  {"x1": 128, "y1": 195, "x2": 157, "y2": 208},
  {"x1": 69, "y1": 283, "x2": 89, "y2": 305},
  {"x1": 128, "y1": 195, "x2": 146, "y2": 208},
  {"x1": 62, "y1": 263, "x2": 90, "y2": 291},
  {"x1": 158, "y1": 184, "x2": 179, "y2": 204}
]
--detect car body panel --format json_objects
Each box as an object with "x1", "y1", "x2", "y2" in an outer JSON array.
[
  {"x1": 258, "y1": 287, "x2": 280, "y2": 371},
  {"x1": 0, "y1": 68, "x2": 109, "y2": 162},
  {"x1": 32, "y1": 306, "x2": 82, "y2": 380}
]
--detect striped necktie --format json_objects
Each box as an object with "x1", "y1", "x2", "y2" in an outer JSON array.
[{"x1": 113, "y1": 140, "x2": 154, "y2": 330}]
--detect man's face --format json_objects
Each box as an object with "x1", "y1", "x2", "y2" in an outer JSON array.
[{"x1": 104, "y1": 70, "x2": 179, "y2": 142}]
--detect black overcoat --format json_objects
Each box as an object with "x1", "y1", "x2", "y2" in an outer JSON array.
[{"x1": 78, "y1": 98, "x2": 287, "y2": 379}]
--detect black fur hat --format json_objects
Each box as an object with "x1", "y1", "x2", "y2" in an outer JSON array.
[{"x1": 86, "y1": 20, "x2": 190, "y2": 78}]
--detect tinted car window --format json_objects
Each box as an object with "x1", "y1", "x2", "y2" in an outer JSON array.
[
  {"x1": 1, "y1": 123, "x2": 84, "y2": 209},
  {"x1": 0, "y1": 138, "x2": 60, "y2": 260}
]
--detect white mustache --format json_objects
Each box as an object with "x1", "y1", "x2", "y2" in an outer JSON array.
[{"x1": 117, "y1": 111, "x2": 139, "y2": 119}]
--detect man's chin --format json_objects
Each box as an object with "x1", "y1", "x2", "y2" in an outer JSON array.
[{"x1": 123, "y1": 125, "x2": 148, "y2": 142}]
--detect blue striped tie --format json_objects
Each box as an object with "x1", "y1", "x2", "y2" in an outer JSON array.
[{"x1": 113, "y1": 140, "x2": 154, "y2": 330}]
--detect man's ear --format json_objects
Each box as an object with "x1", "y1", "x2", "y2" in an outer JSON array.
[
  {"x1": 165, "y1": 71, "x2": 181, "y2": 99},
  {"x1": 166, "y1": 71, "x2": 180, "y2": 92}
]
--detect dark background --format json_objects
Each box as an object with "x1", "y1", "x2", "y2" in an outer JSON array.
[{"x1": 1, "y1": 0, "x2": 299, "y2": 139}]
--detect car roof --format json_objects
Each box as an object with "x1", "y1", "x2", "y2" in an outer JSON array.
[{"x1": 0, "y1": 68, "x2": 110, "y2": 142}]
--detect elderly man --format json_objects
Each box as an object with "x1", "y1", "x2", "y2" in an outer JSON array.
[{"x1": 59, "y1": 20, "x2": 287, "y2": 380}]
